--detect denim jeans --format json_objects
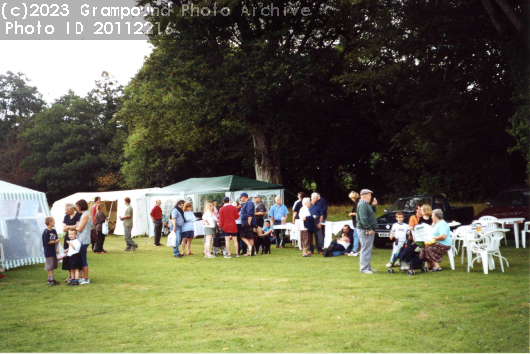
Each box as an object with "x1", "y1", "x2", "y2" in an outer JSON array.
[
  {"x1": 332, "y1": 250, "x2": 347, "y2": 257},
  {"x1": 173, "y1": 226, "x2": 182, "y2": 256},
  {"x1": 352, "y1": 227, "x2": 359, "y2": 253}
]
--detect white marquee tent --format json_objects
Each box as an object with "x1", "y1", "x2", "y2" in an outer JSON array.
[
  {"x1": 50, "y1": 188, "x2": 161, "y2": 237},
  {"x1": 0, "y1": 180, "x2": 51, "y2": 271},
  {"x1": 145, "y1": 175, "x2": 284, "y2": 237}
]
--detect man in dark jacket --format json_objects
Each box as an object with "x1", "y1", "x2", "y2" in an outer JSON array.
[{"x1": 356, "y1": 189, "x2": 378, "y2": 274}]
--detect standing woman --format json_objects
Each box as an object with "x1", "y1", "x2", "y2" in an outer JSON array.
[
  {"x1": 298, "y1": 198, "x2": 313, "y2": 257},
  {"x1": 75, "y1": 199, "x2": 92, "y2": 284},
  {"x1": 181, "y1": 202, "x2": 195, "y2": 256},
  {"x1": 202, "y1": 201, "x2": 217, "y2": 258},
  {"x1": 62, "y1": 203, "x2": 81, "y2": 282},
  {"x1": 347, "y1": 191, "x2": 361, "y2": 256},
  {"x1": 94, "y1": 203, "x2": 107, "y2": 254}
]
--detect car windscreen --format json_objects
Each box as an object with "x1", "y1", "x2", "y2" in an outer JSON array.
[
  {"x1": 389, "y1": 197, "x2": 432, "y2": 213},
  {"x1": 492, "y1": 191, "x2": 530, "y2": 207}
]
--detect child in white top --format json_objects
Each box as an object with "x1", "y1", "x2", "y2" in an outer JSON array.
[
  {"x1": 387, "y1": 212, "x2": 410, "y2": 268},
  {"x1": 65, "y1": 230, "x2": 82, "y2": 286}
]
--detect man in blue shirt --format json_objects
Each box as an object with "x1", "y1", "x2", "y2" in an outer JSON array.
[
  {"x1": 309, "y1": 193, "x2": 324, "y2": 254},
  {"x1": 269, "y1": 196, "x2": 289, "y2": 248},
  {"x1": 171, "y1": 200, "x2": 186, "y2": 258},
  {"x1": 239, "y1": 193, "x2": 256, "y2": 256}
]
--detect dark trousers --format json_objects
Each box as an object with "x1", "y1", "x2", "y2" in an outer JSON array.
[
  {"x1": 237, "y1": 224, "x2": 246, "y2": 254},
  {"x1": 153, "y1": 220, "x2": 163, "y2": 245},
  {"x1": 95, "y1": 231, "x2": 105, "y2": 252},
  {"x1": 309, "y1": 223, "x2": 324, "y2": 253},
  {"x1": 273, "y1": 220, "x2": 283, "y2": 246},
  {"x1": 256, "y1": 217, "x2": 264, "y2": 228}
]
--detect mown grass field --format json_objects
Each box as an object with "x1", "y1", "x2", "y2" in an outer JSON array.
[{"x1": 1, "y1": 221, "x2": 528, "y2": 353}]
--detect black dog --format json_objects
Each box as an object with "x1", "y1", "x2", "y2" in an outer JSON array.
[{"x1": 255, "y1": 235, "x2": 272, "y2": 254}]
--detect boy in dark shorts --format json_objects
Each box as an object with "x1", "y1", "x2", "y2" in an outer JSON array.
[{"x1": 42, "y1": 217, "x2": 60, "y2": 286}]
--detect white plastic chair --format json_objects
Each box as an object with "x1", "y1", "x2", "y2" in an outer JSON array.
[
  {"x1": 521, "y1": 222, "x2": 529, "y2": 249},
  {"x1": 469, "y1": 229, "x2": 510, "y2": 274},
  {"x1": 478, "y1": 216, "x2": 506, "y2": 245},
  {"x1": 446, "y1": 247, "x2": 455, "y2": 270},
  {"x1": 453, "y1": 226, "x2": 473, "y2": 264}
]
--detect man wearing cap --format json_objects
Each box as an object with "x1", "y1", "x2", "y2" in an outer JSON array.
[
  {"x1": 218, "y1": 197, "x2": 240, "y2": 258},
  {"x1": 269, "y1": 196, "x2": 289, "y2": 248},
  {"x1": 357, "y1": 189, "x2": 379, "y2": 273},
  {"x1": 254, "y1": 195, "x2": 267, "y2": 228},
  {"x1": 239, "y1": 193, "x2": 256, "y2": 256}
]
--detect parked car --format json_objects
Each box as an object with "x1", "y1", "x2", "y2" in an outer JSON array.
[
  {"x1": 373, "y1": 195, "x2": 474, "y2": 247},
  {"x1": 476, "y1": 188, "x2": 529, "y2": 224}
]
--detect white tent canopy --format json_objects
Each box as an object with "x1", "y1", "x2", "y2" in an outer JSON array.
[
  {"x1": 145, "y1": 175, "x2": 284, "y2": 237},
  {"x1": 50, "y1": 188, "x2": 161, "y2": 237},
  {"x1": 0, "y1": 180, "x2": 51, "y2": 271}
]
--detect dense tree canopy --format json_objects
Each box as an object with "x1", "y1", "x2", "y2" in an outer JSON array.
[{"x1": 0, "y1": 0, "x2": 526, "y2": 203}]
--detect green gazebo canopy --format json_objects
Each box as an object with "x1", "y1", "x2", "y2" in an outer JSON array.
[{"x1": 153, "y1": 175, "x2": 283, "y2": 195}]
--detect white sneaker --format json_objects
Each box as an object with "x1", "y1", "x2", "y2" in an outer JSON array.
[
  {"x1": 386, "y1": 262, "x2": 393, "y2": 268},
  {"x1": 224, "y1": 255, "x2": 231, "y2": 258},
  {"x1": 360, "y1": 270, "x2": 374, "y2": 274},
  {"x1": 79, "y1": 278, "x2": 90, "y2": 284},
  {"x1": 352, "y1": 252, "x2": 359, "y2": 257}
]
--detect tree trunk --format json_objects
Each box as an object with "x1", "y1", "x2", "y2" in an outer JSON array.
[{"x1": 252, "y1": 130, "x2": 282, "y2": 184}]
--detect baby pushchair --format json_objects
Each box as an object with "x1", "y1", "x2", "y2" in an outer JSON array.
[
  {"x1": 387, "y1": 242, "x2": 430, "y2": 276},
  {"x1": 212, "y1": 227, "x2": 227, "y2": 256}
]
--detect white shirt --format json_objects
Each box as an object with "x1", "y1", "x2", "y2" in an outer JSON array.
[
  {"x1": 298, "y1": 206, "x2": 311, "y2": 231},
  {"x1": 203, "y1": 210, "x2": 218, "y2": 228},
  {"x1": 391, "y1": 222, "x2": 410, "y2": 242},
  {"x1": 338, "y1": 240, "x2": 351, "y2": 249},
  {"x1": 67, "y1": 239, "x2": 81, "y2": 256}
]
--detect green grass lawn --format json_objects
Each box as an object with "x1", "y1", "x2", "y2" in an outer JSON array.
[{"x1": 1, "y1": 232, "x2": 528, "y2": 353}]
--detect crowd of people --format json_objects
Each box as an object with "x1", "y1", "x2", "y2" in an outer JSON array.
[{"x1": 38, "y1": 188, "x2": 454, "y2": 285}]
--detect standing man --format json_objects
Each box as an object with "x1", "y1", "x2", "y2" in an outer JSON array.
[
  {"x1": 254, "y1": 195, "x2": 267, "y2": 228},
  {"x1": 171, "y1": 200, "x2": 185, "y2": 258},
  {"x1": 120, "y1": 197, "x2": 138, "y2": 251},
  {"x1": 91, "y1": 197, "x2": 101, "y2": 222},
  {"x1": 239, "y1": 193, "x2": 256, "y2": 256},
  {"x1": 357, "y1": 189, "x2": 378, "y2": 274},
  {"x1": 218, "y1": 197, "x2": 240, "y2": 258},
  {"x1": 90, "y1": 197, "x2": 101, "y2": 251},
  {"x1": 316, "y1": 193, "x2": 328, "y2": 242},
  {"x1": 292, "y1": 192, "x2": 305, "y2": 223},
  {"x1": 268, "y1": 196, "x2": 289, "y2": 248},
  {"x1": 309, "y1": 193, "x2": 324, "y2": 254},
  {"x1": 151, "y1": 200, "x2": 163, "y2": 246}
]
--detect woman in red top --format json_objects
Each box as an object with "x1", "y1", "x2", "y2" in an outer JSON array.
[{"x1": 218, "y1": 197, "x2": 240, "y2": 258}]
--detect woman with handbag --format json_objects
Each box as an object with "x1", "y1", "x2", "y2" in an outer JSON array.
[
  {"x1": 298, "y1": 198, "x2": 314, "y2": 257},
  {"x1": 94, "y1": 203, "x2": 108, "y2": 254}
]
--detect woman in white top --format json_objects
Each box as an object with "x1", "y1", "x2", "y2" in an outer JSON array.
[
  {"x1": 298, "y1": 198, "x2": 312, "y2": 257},
  {"x1": 202, "y1": 201, "x2": 217, "y2": 258}
]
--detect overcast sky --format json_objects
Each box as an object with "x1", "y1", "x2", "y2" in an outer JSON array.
[{"x1": 0, "y1": 40, "x2": 153, "y2": 103}]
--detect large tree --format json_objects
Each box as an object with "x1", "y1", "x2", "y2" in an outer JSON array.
[
  {"x1": 128, "y1": 0, "x2": 356, "y2": 184},
  {"x1": 23, "y1": 74, "x2": 124, "y2": 201},
  {"x1": 0, "y1": 72, "x2": 45, "y2": 186}
]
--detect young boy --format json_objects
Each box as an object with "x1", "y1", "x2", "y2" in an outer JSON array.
[
  {"x1": 65, "y1": 229, "x2": 82, "y2": 286},
  {"x1": 386, "y1": 212, "x2": 410, "y2": 268},
  {"x1": 263, "y1": 220, "x2": 274, "y2": 242},
  {"x1": 42, "y1": 217, "x2": 60, "y2": 285}
]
